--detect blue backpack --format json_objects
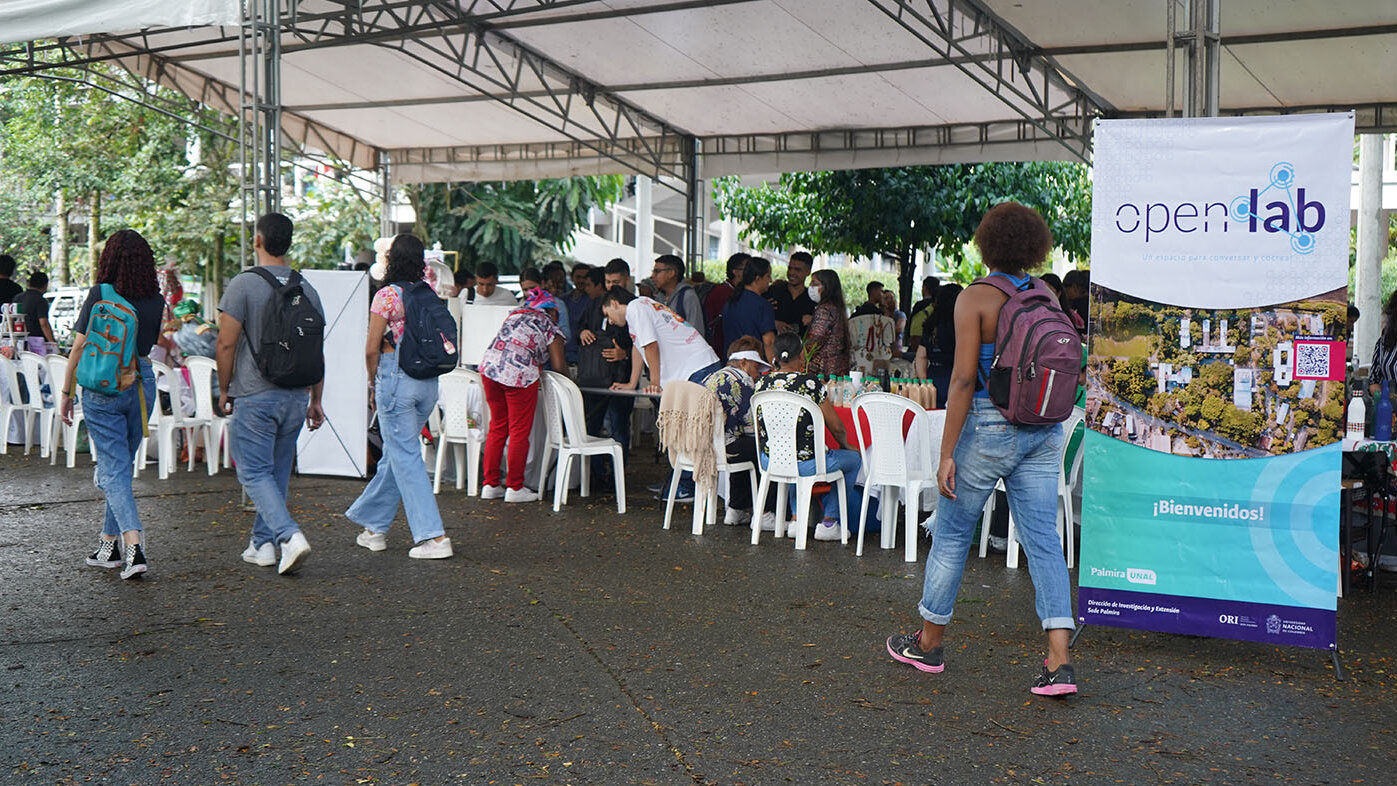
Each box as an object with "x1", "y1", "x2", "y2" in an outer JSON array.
[
  {"x1": 395, "y1": 282, "x2": 459, "y2": 379},
  {"x1": 76, "y1": 284, "x2": 141, "y2": 394}
]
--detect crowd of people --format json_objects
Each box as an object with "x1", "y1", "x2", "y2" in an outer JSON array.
[{"x1": 32, "y1": 199, "x2": 1085, "y2": 696}]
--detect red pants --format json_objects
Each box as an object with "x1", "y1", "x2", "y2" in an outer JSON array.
[{"x1": 481, "y1": 376, "x2": 539, "y2": 491}]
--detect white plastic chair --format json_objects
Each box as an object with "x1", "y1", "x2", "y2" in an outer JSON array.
[
  {"x1": 18, "y1": 351, "x2": 55, "y2": 458},
  {"x1": 184, "y1": 356, "x2": 229, "y2": 472},
  {"x1": 141, "y1": 361, "x2": 208, "y2": 478},
  {"x1": 750, "y1": 389, "x2": 850, "y2": 551},
  {"x1": 46, "y1": 354, "x2": 86, "y2": 467},
  {"x1": 0, "y1": 355, "x2": 43, "y2": 455},
  {"x1": 540, "y1": 370, "x2": 625, "y2": 514},
  {"x1": 983, "y1": 408, "x2": 1086, "y2": 569},
  {"x1": 434, "y1": 369, "x2": 487, "y2": 495},
  {"x1": 658, "y1": 388, "x2": 759, "y2": 536},
  {"x1": 851, "y1": 393, "x2": 942, "y2": 562}
]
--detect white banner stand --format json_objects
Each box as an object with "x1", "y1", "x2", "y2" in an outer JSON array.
[{"x1": 296, "y1": 270, "x2": 369, "y2": 478}]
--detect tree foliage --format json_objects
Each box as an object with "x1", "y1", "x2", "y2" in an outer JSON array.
[
  {"x1": 713, "y1": 162, "x2": 1092, "y2": 307},
  {"x1": 408, "y1": 177, "x2": 625, "y2": 274}
]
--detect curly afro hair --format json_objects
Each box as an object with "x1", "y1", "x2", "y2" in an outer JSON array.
[{"x1": 973, "y1": 202, "x2": 1053, "y2": 275}]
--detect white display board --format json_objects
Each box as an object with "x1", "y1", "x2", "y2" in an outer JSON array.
[
  {"x1": 296, "y1": 270, "x2": 369, "y2": 478},
  {"x1": 458, "y1": 303, "x2": 516, "y2": 366}
]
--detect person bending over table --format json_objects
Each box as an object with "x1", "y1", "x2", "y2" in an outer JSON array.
[
  {"x1": 753, "y1": 332, "x2": 861, "y2": 542},
  {"x1": 479, "y1": 288, "x2": 566, "y2": 503},
  {"x1": 701, "y1": 336, "x2": 778, "y2": 529},
  {"x1": 601, "y1": 287, "x2": 720, "y2": 394}
]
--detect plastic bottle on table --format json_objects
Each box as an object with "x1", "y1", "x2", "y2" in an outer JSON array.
[
  {"x1": 1346, "y1": 389, "x2": 1368, "y2": 449},
  {"x1": 1377, "y1": 380, "x2": 1393, "y2": 442}
]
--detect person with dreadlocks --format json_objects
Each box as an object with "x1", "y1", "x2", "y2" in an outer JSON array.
[{"x1": 59, "y1": 230, "x2": 165, "y2": 580}]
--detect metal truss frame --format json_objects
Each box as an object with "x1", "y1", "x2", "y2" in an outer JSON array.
[{"x1": 863, "y1": 0, "x2": 1114, "y2": 164}]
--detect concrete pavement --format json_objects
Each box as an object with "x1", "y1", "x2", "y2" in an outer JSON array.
[{"x1": 1, "y1": 452, "x2": 1393, "y2": 785}]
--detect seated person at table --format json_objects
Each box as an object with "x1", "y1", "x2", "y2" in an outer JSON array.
[
  {"x1": 479, "y1": 288, "x2": 566, "y2": 503},
  {"x1": 701, "y1": 336, "x2": 778, "y2": 528},
  {"x1": 602, "y1": 287, "x2": 720, "y2": 394},
  {"x1": 172, "y1": 299, "x2": 219, "y2": 359},
  {"x1": 754, "y1": 333, "x2": 861, "y2": 542}
]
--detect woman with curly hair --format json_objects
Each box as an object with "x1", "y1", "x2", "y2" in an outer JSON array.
[
  {"x1": 886, "y1": 202, "x2": 1078, "y2": 697},
  {"x1": 59, "y1": 229, "x2": 165, "y2": 579},
  {"x1": 346, "y1": 234, "x2": 453, "y2": 559}
]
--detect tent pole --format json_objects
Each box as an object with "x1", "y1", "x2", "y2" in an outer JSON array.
[
  {"x1": 379, "y1": 150, "x2": 394, "y2": 237},
  {"x1": 683, "y1": 136, "x2": 702, "y2": 277},
  {"x1": 1356, "y1": 134, "x2": 1386, "y2": 360}
]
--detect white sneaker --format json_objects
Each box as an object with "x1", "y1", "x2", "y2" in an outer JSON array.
[
  {"x1": 723, "y1": 508, "x2": 753, "y2": 526},
  {"x1": 278, "y1": 532, "x2": 311, "y2": 575},
  {"x1": 408, "y1": 537, "x2": 453, "y2": 560},
  {"x1": 481, "y1": 485, "x2": 506, "y2": 500},
  {"x1": 355, "y1": 529, "x2": 387, "y2": 552},
  {"x1": 759, "y1": 512, "x2": 777, "y2": 532},
  {"x1": 813, "y1": 520, "x2": 842, "y2": 541},
  {"x1": 241, "y1": 539, "x2": 276, "y2": 567},
  {"x1": 504, "y1": 487, "x2": 540, "y2": 503},
  {"x1": 988, "y1": 534, "x2": 1008, "y2": 553}
]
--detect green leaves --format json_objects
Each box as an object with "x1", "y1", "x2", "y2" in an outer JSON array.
[
  {"x1": 408, "y1": 175, "x2": 623, "y2": 273},
  {"x1": 714, "y1": 162, "x2": 1092, "y2": 268}
]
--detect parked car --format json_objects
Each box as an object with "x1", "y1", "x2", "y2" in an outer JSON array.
[{"x1": 44, "y1": 287, "x2": 88, "y2": 346}]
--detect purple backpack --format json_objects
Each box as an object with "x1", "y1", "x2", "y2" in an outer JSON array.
[{"x1": 977, "y1": 274, "x2": 1082, "y2": 425}]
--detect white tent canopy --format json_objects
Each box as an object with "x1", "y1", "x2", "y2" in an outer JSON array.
[
  {"x1": 0, "y1": 0, "x2": 240, "y2": 46},
  {"x1": 3, "y1": 0, "x2": 1395, "y2": 182}
]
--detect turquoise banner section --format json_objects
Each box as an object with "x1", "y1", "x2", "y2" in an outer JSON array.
[{"x1": 1078, "y1": 430, "x2": 1338, "y2": 612}]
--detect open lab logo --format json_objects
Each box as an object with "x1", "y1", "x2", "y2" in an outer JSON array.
[
  {"x1": 1112, "y1": 161, "x2": 1325, "y2": 254},
  {"x1": 1126, "y1": 568, "x2": 1157, "y2": 585}
]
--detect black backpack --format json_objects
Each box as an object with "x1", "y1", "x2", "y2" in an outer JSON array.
[
  {"x1": 245, "y1": 267, "x2": 325, "y2": 388},
  {"x1": 395, "y1": 281, "x2": 459, "y2": 379}
]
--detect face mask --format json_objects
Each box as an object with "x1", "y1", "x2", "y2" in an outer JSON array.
[{"x1": 808, "y1": 284, "x2": 822, "y2": 304}]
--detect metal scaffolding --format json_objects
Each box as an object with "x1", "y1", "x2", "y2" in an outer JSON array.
[{"x1": 862, "y1": 0, "x2": 1115, "y2": 164}]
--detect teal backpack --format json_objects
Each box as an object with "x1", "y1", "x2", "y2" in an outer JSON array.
[{"x1": 76, "y1": 284, "x2": 141, "y2": 394}]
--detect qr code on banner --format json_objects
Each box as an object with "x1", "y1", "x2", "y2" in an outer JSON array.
[{"x1": 1294, "y1": 342, "x2": 1332, "y2": 379}]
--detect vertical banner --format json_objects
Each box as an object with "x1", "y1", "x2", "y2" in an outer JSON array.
[
  {"x1": 296, "y1": 270, "x2": 369, "y2": 478},
  {"x1": 1079, "y1": 114, "x2": 1354, "y2": 650}
]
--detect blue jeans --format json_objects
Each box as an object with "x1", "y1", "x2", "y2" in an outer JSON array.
[
  {"x1": 918, "y1": 398, "x2": 1073, "y2": 630},
  {"x1": 230, "y1": 387, "x2": 309, "y2": 547},
  {"x1": 760, "y1": 448, "x2": 862, "y2": 520},
  {"x1": 346, "y1": 360, "x2": 444, "y2": 542},
  {"x1": 83, "y1": 358, "x2": 155, "y2": 536}
]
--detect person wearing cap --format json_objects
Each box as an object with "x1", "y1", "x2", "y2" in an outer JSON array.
[
  {"x1": 171, "y1": 299, "x2": 219, "y2": 359},
  {"x1": 478, "y1": 286, "x2": 567, "y2": 503},
  {"x1": 701, "y1": 336, "x2": 778, "y2": 527}
]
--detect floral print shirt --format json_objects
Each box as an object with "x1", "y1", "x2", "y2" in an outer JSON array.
[
  {"x1": 753, "y1": 371, "x2": 826, "y2": 462},
  {"x1": 806, "y1": 302, "x2": 850, "y2": 376},
  {"x1": 701, "y1": 364, "x2": 755, "y2": 446},
  {"x1": 479, "y1": 310, "x2": 562, "y2": 388}
]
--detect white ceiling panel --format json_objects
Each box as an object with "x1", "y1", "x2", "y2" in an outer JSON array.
[{"x1": 305, "y1": 100, "x2": 572, "y2": 149}]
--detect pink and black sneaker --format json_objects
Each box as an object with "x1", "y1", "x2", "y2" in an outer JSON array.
[
  {"x1": 885, "y1": 632, "x2": 945, "y2": 673},
  {"x1": 1030, "y1": 663, "x2": 1077, "y2": 696}
]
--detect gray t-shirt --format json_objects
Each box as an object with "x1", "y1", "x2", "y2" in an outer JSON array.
[{"x1": 218, "y1": 265, "x2": 324, "y2": 398}]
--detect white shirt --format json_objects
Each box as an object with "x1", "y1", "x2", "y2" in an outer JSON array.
[
  {"x1": 626, "y1": 296, "x2": 719, "y2": 385},
  {"x1": 471, "y1": 286, "x2": 519, "y2": 306}
]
